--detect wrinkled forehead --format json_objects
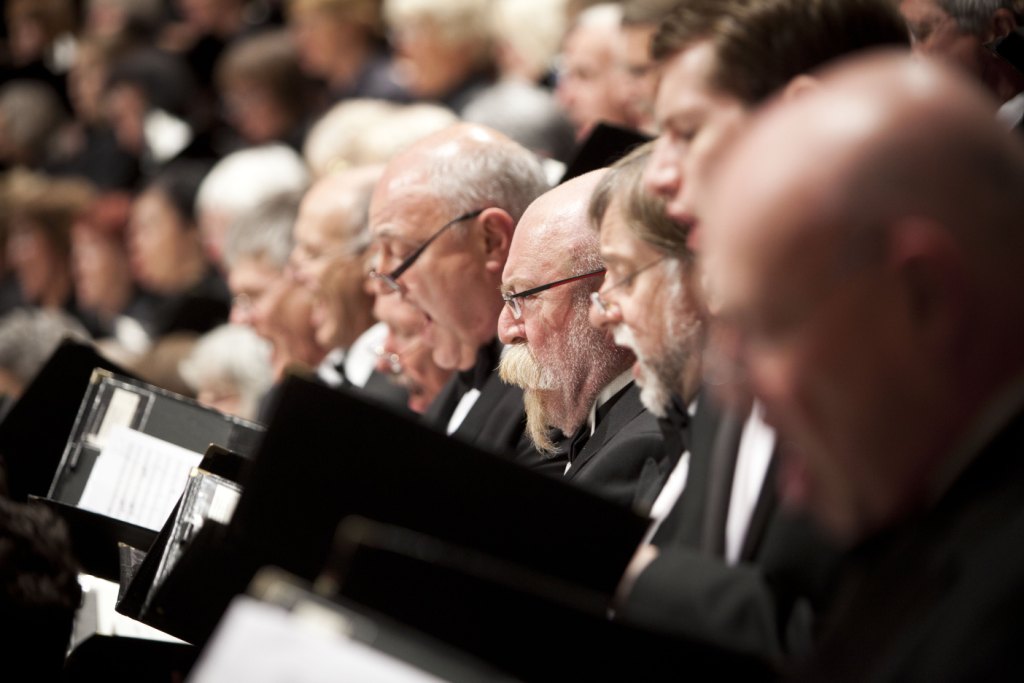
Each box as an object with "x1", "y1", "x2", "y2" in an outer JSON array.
[{"x1": 504, "y1": 222, "x2": 565, "y2": 290}]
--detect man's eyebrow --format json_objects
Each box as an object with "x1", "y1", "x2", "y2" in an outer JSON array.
[
  {"x1": 373, "y1": 227, "x2": 417, "y2": 245},
  {"x1": 600, "y1": 252, "x2": 630, "y2": 268},
  {"x1": 500, "y1": 278, "x2": 529, "y2": 296}
]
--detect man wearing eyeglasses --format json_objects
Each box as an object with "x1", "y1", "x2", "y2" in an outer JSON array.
[
  {"x1": 496, "y1": 170, "x2": 666, "y2": 510},
  {"x1": 588, "y1": 143, "x2": 709, "y2": 538},
  {"x1": 369, "y1": 123, "x2": 561, "y2": 471},
  {"x1": 604, "y1": 0, "x2": 907, "y2": 661}
]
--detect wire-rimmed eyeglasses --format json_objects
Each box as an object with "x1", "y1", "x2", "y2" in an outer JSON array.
[
  {"x1": 590, "y1": 257, "x2": 668, "y2": 315},
  {"x1": 368, "y1": 208, "x2": 487, "y2": 292},
  {"x1": 502, "y1": 268, "x2": 606, "y2": 320}
]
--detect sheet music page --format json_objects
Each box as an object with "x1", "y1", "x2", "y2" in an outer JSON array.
[
  {"x1": 78, "y1": 426, "x2": 204, "y2": 531},
  {"x1": 190, "y1": 598, "x2": 448, "y2": 683}
]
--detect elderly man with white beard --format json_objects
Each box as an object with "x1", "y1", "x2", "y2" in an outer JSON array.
[{"x1": 497, "y1": 170, "x2": 667, "y2": 512}]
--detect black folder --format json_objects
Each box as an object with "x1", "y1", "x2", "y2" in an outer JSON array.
[
  {"x1": 141, "y1": 375, "x2": 649, "y2": 644},
  {"x1": 116, "y1": 445, "x2": 250, "y2": 620},
  {"x1": 34, "y1": 362, "x2": 261, "y2": 584},
  {"x1": 48, "y1": 369, "x2": 263, "y2": 506},
  {"x1": 560, "y1": 122, "x2": 652, "y2": 183},
  {"x1": 328, "y1": 517, "x2": 777, "y2": 682},
  {"x1": 26, "y1": 496, "x2": 157, "y2": 581},
  {"x1": 0, "y1": 340, "x2": 128, "y2": 503},
  {"x1": 188, "y1": 567, "x2": 517, "y2": 683}
]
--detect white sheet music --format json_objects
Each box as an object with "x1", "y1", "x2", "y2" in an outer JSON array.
[
  {"x1": 190, "y1": 598, "x2": 449, "y2": 683},
  {"x1": 78, "y1": 426, "x2": 204, "y2": 531}
]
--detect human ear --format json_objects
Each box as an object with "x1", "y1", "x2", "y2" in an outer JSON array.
[{"x1": 480, "y1": 208, "x2": 515, "y2": 274}]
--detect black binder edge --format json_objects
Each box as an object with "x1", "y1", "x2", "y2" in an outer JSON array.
[{"x1": 27, "y1": 496, "x2": 157, "y2": 581}]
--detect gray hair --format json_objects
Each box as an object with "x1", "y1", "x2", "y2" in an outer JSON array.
[
  {"x1": 178, "y1": 324, "x2": 273, "y2": 421},
  {"x1": 422, "y1": 136, "x2": 550, "y2": 225},
  {"x1": 0, "y1": 309, "x2": 89, "y2": 386},
  {"x1": 352, "y1": 104, "x2": 460, "y2": 165},
  {"x1": 462, "y1": 81, "x2": 576, "y2": 163},
  {"x1": 490, "y1": 0, "x2": 567, "y2": 80},
  {"x1": 223, "y1": 192, "x2": 300, "y2": 270},
  {"x1": 936, "y1": 0, "x2": 1024, "y2": 32},
  {"x1": 195, "y1": 144, "x2": 309, "y2": 223},
  {"x1": 384, "y1": 0, "x2": 491, "y2": 46}
]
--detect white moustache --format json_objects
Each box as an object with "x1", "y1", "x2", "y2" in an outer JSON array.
[{"x1": 612, "y1": 325, "x2": 637, "y2": 352}]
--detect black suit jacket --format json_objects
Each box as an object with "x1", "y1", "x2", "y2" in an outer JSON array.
[
  {"x1": 647, "y1": 391, "x2": 726, "y2": 546},
  {"x1": 621, "y1": 400, "x2": 839, "y2": 662},
  {"x1": 797, "y1": 404, "x2": 1024, "y2": 682},
  {"x1": 563, "y1": 382, "x2": 665, "y2": 512},
  {"x1": 423, "y1": 341, "x2": 563, "y2": 475}
]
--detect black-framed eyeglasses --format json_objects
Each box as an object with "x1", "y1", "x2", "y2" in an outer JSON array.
[
  {"x1": 502, "y1": 268, "x2": 606, "y2": 320},
  {"x1": 369, "y1": 208, "x2": 487, "y2": 292},
  {"x1": 590, "y1": 257, "x2": 667, "y2": 315}
]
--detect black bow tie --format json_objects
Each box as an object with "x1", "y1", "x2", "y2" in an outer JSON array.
[{"x1": 657, "y1": 393, "x2": 692, "y2": 465}]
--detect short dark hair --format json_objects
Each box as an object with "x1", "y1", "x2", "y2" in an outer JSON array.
[
  {"x1": 653, "y1": 0, "x2": 909, "y2": 106},
  {"x1": 147, "y1": 161, "x2": 213, "y2": 227},
  {"x1": 216, "y1": 29, "x2": 309, "y2": 121}
]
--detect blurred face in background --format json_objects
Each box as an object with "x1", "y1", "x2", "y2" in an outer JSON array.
[
  {"x1": 227, "y1": 255, "x2": 281, "y2": 327},
  {"x1": 104, "y1": 82, "x2": 147, "y2": 154},
  {"x1": 6, "y1": 217, "x2": 65, "y2": 305},
  {"x1": 127, "y1": 187, "x2": 196, "y2": 294},
  {"x1": 222, "y1": 81, "x2": 292, "y2": 145},
  {"x1": 373, "y1": 289, "x2": 453, "y2": 413},
  {"x1": 620, "y1": 22, "x2": 660, "y2": 134},
  {"x1": 68, "y1": 42, "x2": 108, "y2": 123},
  {"x1": 250, "y1": 276, "x2": 327, "y2": 379},
  {"x1": 71, "y1": 224, "x2": 128, "y2": 314},
  {"x1": 556, "y1": 19, "x2": 630, "y2": 141},
  {"x1": 389, "y1": 17, "x2": 479, "y2": 98}
]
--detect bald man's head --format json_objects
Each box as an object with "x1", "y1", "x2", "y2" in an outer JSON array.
[
  {"x1": 498, "y1": 171, "x2": 633, "y2": 452},
  {"x1": 703, "y1": 51, "x2": 1024, "y2": 540}
]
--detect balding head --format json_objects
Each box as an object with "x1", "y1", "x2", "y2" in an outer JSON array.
[
  {"x1": 498, "y1": 171, "x2": 633, "y2": 452},
  {"x1": 506, "y1": 170, "x2": 605, "y2": 280},
  {"x1": 370, "y1": 123, "x2": 549, "y2": 370},
  {"x1": 704, "y1": 50, "x2": 1024, "y2": 541}
]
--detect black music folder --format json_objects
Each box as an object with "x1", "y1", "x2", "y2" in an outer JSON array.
[
  {"x1": 37, "y1": 369, "x2": 262, "y2": 581},
  {"x1": 139, "y1": 375, "x2": 649, "y2": 644},
  {"x1": 116, "y1": 445, "x2": 249, "y2": 621},
  {"x1": 0, "y1": 339, "x2": 128, "y2": 503},
  {"x1": 560, "y1": 122, "x2": 652, "y2": 183},
  {"x1": 48, "y1": 368, "x2": 262, "y2": 511},
  {"x1": 327, "y1": 518, "x2": 777, "y2": 682},
  {"x1": 188, "y1": 567, "x2": 518, "y2": 683}
]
